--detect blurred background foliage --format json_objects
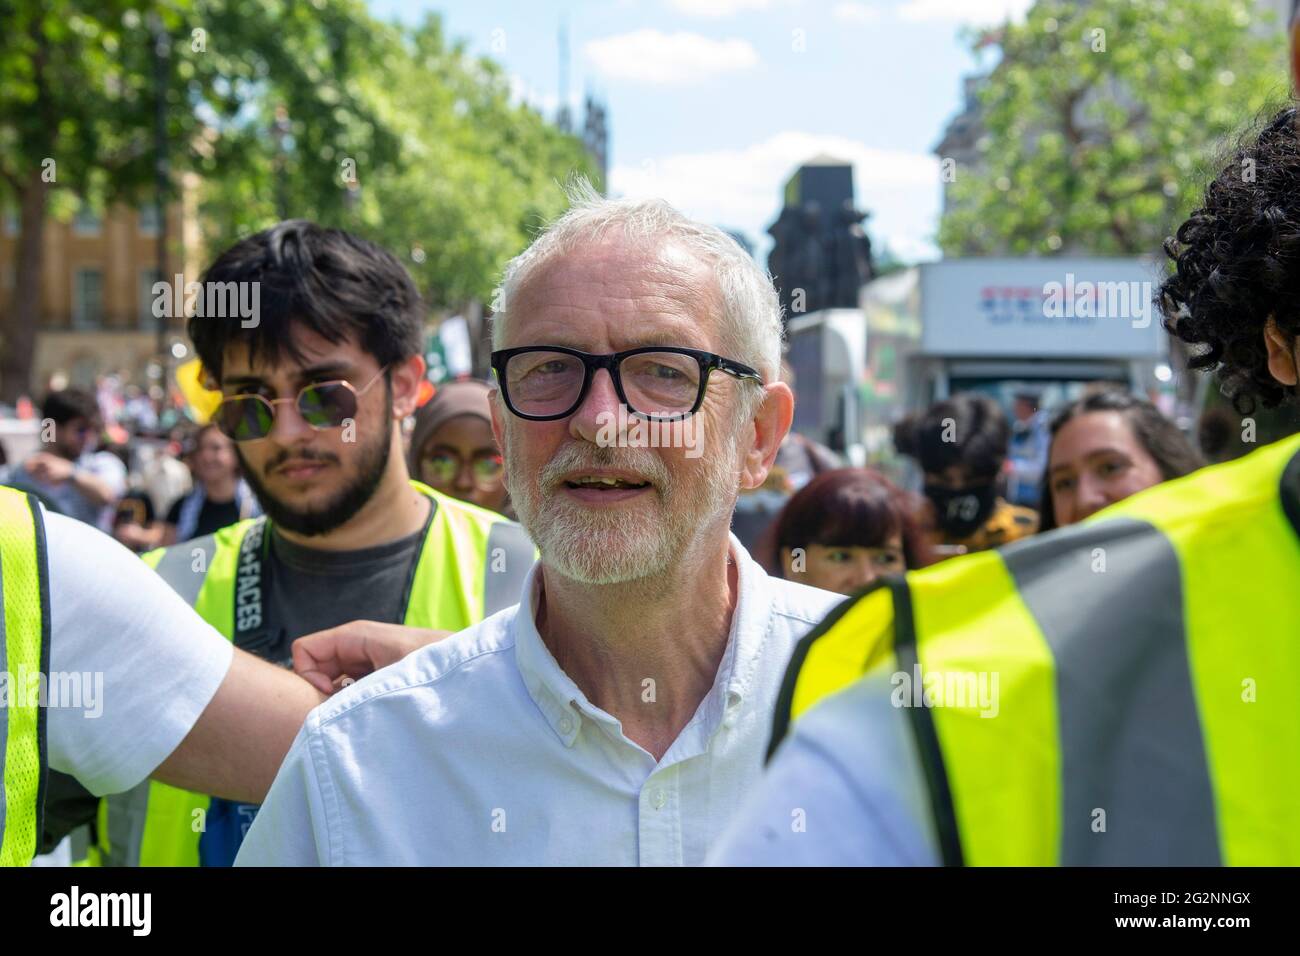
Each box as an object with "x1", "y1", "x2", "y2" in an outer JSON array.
[
  {"x1": 0, "y1": 0, "x2": 594, "y2": 398},
  {"x1": 939, "y1": 0, "x2": 1284, "y2": 257}
]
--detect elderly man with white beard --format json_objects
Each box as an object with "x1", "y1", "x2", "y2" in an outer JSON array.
[{"x1": 236, "y1": 181, "x2": 843, "y2": 866}]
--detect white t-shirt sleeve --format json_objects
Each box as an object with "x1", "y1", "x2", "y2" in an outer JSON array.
[
  {"x1": 43, "y1": 509, "x2": 234, "y2": 796},
  {"x1": 235, "y1": 718, "x2": 331, "y2": 866}
]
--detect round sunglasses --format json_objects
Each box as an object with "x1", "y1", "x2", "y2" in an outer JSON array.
[
  {"x1": 420, "y1": 449, "x2": 505, "y2": 490},
  {"x1": 214, "y1": 366, "x2": 388, "y2": 443}
]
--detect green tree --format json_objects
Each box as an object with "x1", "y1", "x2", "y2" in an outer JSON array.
[
  {"x1": 0, "y1": 0, "x2": 152, "y2": 403},
  {"x1": 199, "y1": 12, "x2": 595, "y2": 314},
  {"x1": 0, "y1": 0, "x2": 400, "y2": 403},
  {"x1": 938, "y1": 0, "x2": 1284, "y2": 257},
  {"x1": 377, "y1": 15, "x2": 595, "y2": 312}
]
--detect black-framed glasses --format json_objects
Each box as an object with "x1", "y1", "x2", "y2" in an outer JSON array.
[
  {"x1": 421, "y1": 448, "x2": 505, "y2": 490},
  {"x1": 490, "y1": 346, "x2": 762, "y2": 422},
  {"x1": 214, "y1": 366, "x2": 388, "y2": 443}
]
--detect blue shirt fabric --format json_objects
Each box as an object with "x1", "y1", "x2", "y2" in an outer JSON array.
[{"x1": 707, "y1": 668, "x2": 942, "y2": 866}]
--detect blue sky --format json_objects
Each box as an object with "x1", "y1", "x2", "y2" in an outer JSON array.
[{"x1": 368, "y1": 0, "x2": 1040, "y2": 263}]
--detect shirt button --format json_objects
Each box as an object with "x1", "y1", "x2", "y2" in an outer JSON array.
[
  {"x1": 652, "y1": 789, "x2": 667, "y2": 810},
  {"x1": 558, "y1": 716, "x2": 573, "y2": 734}
]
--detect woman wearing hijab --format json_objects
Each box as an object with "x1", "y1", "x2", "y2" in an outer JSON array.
[{"x1": 407, "y1": 379, "x2": 511, "y2": 516}]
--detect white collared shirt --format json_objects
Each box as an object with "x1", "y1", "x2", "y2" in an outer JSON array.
[{"x1": 236, "y1": 535, "x2": 842, "y2": 866}]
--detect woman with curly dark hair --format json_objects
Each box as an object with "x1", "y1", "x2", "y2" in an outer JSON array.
[
  {"x1": 761, "y1": 468, "x2": 933, "y2": 596},
  {"x1": 1160, "y1": 104, "x2": 1300, "y2": 414}
]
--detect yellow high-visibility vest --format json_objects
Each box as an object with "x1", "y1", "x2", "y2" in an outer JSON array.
[
  {"x1": 104, "y1": 482, "x2": 534, "y2": 866},
  {"x1": 0, "y1": 486, "x2": 50, "y2": 867},
  {"x1": 771, "y1": 433, "x2": 1300, "y2": 865}
]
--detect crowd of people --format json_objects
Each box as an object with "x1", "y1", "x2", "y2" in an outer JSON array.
[
  {"x1": 2, "y1": 365, "x2": 1204, "y2": 611},
  {"x1": 729, "y1": 382, "x2": 1206, "y2": 598},
  {"x1": 2, "y1": 96, "x2": 1300, "y2": 868}
]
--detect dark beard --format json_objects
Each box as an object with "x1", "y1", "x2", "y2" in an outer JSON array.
[{"x1": 238, "y1": 428, "x2": 392, "y2": 537}]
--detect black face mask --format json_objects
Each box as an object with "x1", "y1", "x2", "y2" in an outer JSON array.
[{"x1": 925, "y1": 482, "x2": 998, "y2": 539}]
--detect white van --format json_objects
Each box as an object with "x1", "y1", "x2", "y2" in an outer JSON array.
[{"x1": 903, "y1": 257, "x2": 1171, "y2": 413}]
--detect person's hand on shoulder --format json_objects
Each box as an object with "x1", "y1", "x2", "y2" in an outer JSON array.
[{"x1": 291, "y1": 621, "x2": 452, "y2": 694}]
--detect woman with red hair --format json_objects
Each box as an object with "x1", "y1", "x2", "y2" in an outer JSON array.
[{"x1": 762, "y1": 468, "x2": 933, "y2": 596}]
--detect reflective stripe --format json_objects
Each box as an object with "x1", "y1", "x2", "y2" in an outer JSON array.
[
  {"x1": 150, "y1": 534, "x2": 216, "y2": 606},
  {"x1": 910, "y1": 548, "x2": 1058, "y2": 866},
  {"x1": 409, "y1": 490, "x2": 483, "y2": 626},
  {"x1": 196, "y1": 522, "x2": 253, "y2": 637},
  {"x1": 1001, "y1": 518, "x2": 1220, "y2": 865},
  {"x1": 889, "y1": 576, "x2": 963, "y2": 866},
  {"x1": 1121, "y1": 436, "x2": 1300, "y2": 865},
  {"x1": 104, "y1": 782, "x2": 207, "y2": 867},
  {"x1": 0, "y1": 489, "x2": 49, "y2": 867},
  {"x1": 68, "y1": 824, "x2": 93, "y2": 865},
  {"x1": 404, "y1": 484, "x2": 535, "y2": 629},
  {"x1": 104, "y1": 783, "x2": 151, "y2": 867},
  {"x1": 106, "y1": 525, "x2": 247, "y2": 866},
  {"x1": 483, "y1": 520, "x2": 535, "y2": 616}
]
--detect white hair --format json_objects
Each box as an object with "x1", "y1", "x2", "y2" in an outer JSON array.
[{"x1": 492, "y1": 177, "x2": 783, "y2": 414}]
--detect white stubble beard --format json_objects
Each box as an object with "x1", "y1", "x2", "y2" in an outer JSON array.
[{"x1": 503, "y1": 417, "x2": 741, "y2": 586}]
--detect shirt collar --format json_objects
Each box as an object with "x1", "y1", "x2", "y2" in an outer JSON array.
[{"x1": 511, "y1": 533, "x2": 775, "y2": 749}]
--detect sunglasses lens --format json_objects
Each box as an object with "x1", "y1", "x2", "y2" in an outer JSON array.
[
  {"x1": 424, "y1": 453, "x2": 459, "y2": 486},
  {"x1": 473, "y1": 454, "x2": 504, "y2": 482},
  {"x1": 217, "y1": 396, "x2": 273, "y2": 442},
  {"x1": 299, "y1": 382, "x2": 356, "y2": 429}
]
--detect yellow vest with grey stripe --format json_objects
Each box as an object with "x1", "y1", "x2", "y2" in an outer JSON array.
[
  {"x1": 104, "y1": 481, "x2": 534, "y2": 866},
  {"x1": 770, "y1": 433, "x2": 1300, "y2": 866},
  {"x1": 0, "y1": 487, "x2": 51, "y2": 866}
]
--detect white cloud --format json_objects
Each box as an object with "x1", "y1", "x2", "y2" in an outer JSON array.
[
  {"x1": 833, "y1": 2, "x2": 883, "y2": 25},
  {"x1": 610, "y1": 131, "x2": 941, "y2": 264},
  {"x1": 666, "y1": 0, "x2": 777, "y2": 17},
  {"x1": 896, "y1": 0, "x2": 1033, "y2": 27},
  {"x1": 585, "y1": 30, "x2": 760, "y2": 85}
]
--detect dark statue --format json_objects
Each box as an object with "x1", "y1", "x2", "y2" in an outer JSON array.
[{"x1": 767, "y1": 161, "x2": 875, "y2": 320}]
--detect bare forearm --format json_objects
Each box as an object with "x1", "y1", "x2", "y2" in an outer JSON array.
[
  {"x1": 70, "y1": 468, "x2": 117, "y2": 507},
  {"x1": 151, "y1": 650, "x2": 325, "y2": 803}
]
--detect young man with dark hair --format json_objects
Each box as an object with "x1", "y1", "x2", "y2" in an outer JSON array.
[
  {"x1": 8, "y1": 387, "x2": 126, "y2": 531},
  {"x1": 101, "y1": 219, "x2": 534, "y2": 866},
  {"x1": 909, "y1": 392, "x2": 1038, "y2": 555}
]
